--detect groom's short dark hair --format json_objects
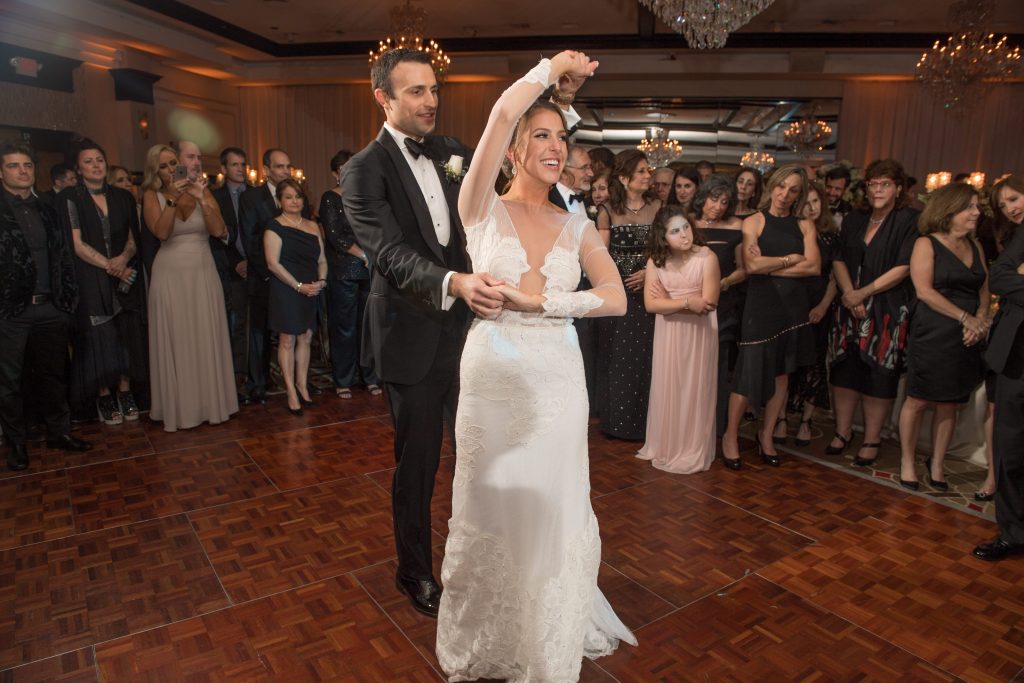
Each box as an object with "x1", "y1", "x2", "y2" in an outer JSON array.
[{"x1": 371, "y1": 48, "x2": 434, "y2": 99}]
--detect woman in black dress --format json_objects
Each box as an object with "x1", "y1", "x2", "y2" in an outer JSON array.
[
  {"x1": 734, "y1": 168, "x2": 762, "y2": 219},
  {"x1": 774, "y1": 181, "x2": 840, "y2": 446},
  {"x1": 691, "y1": 174, "x2": 745, "y2": 436},
  {"x1": 828, "y1": 159, "x2": 920, "y2": 466},
  {"x1": 667, "y1": 165, "x2": 699, "y2": 216},
  {"x1": 596, "y1": 150, "x2": 660, "y2": 440},
  {"x1": 721, "y1": 164, "x2": 820, "y2": 468},
  {"x1": 264, "y1": 179, "x2": 326, "y2": 415},
  {"x1": 898, "y1": 183, "x2": 988, "y2": 490},
  {"x1": 60, "y1": 139, "x2": 148, "y2": 425},
  {"x1": 320, "y1": 150, "x2": 381, "y2": 399}
]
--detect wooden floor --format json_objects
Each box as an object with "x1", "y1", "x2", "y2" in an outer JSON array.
[{"x1": 2, "y1": 390, "x2": 1022, "y2": 682}]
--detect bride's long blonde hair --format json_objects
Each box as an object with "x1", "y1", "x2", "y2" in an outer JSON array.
[{"x1": 501, "y1": 99, "x2": 568, "y2": 194}]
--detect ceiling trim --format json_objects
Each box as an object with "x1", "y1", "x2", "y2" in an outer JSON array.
[{"x1": 123, "y1": 1, "x2": 1024, "y2": 58}]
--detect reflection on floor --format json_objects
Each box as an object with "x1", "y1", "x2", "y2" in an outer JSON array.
[{"x1": 1, "y1": 391, "x2": 1020, "y2": 682}]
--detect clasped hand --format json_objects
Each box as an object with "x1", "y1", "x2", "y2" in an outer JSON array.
[
  {"x1": 452, "y1": 272, "x2": 548, "y2": 318},
  {"x1": 962, "y1": 314, "x2": 989, "y2": 347}
]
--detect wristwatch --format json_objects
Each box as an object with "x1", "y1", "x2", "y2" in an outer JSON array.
[{"x1": 165, "y1": 198, "x2": 176, "y2": 208}]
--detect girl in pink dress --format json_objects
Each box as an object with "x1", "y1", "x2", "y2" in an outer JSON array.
[{"x1": 638, "y1": 205, "x2": 721, "y2": 473}]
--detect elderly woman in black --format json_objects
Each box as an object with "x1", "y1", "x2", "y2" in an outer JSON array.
[
  {"x1": 828, "y1": 159, "x2": 920, "y2": 467},
  {"x1": 898, "y1": 183, "x2": 988, "y2": 490},
  {"x1": 59, "y1": 139, "x2": 147, "y2": 425},
  {"x1": 320, "y1": 149, "x2": 381, "y2": 399},
  {"x1": 691, "y1": 174, "x2": 745, "y2": 435}
]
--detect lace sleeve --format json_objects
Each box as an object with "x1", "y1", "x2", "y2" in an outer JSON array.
[
  {"x1": 542, "y1": 221, "x2": 626, "y2": 318},
  {"x1": 458, "y1": 59, "x2": 556, "y2": 229}
]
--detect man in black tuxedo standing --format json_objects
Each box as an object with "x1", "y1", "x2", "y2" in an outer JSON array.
[
  {"x1": 974, "y1": 226, "x2": 1024, "y2": 561},
  {"x1": 341, "y1": 48, "x2": 514, "y2": 618},
  {"x1": 238, "y1": 148, "x2": 309, "y2": 404},
  {"x1": 212, "y1": 147, "x2": 251, "y2": 395}
]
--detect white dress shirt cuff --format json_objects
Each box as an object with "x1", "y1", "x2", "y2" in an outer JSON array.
[
  {"x1": 564, "y1": 105, "x2": 581, "y2": 131},
  {"x1": 441, "y1": 270, "x2": 457, "y2": 311}
]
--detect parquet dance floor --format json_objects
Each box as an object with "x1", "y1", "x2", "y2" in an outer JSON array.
[{"x1": 1, "y1": 391, "x2": 1021, "y2": 682}]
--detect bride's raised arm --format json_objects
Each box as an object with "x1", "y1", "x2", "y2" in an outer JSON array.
[{"x1": 458, "y1": 52, "x2": 596, "y2": 228}]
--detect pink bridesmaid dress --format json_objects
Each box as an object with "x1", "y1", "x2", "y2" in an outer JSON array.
[{"x1": 637, "y1": 247, "x2": 718, "y2": 473}]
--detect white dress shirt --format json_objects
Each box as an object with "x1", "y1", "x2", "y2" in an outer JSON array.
[{"x1": 382, "y1": 122, "x2": 456, "y2": 310}]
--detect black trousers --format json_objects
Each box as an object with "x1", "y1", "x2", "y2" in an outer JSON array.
[
  {"x1": 384, "y1": 327, "x2": 460, "y2": 581},
  {"x1": 246, "y1": 280, "x2": 272, "y2": 394},
  {"x1": 994, "y1": 368, "x2": 1024, "y2": 545},
  {"x1": 574, "y1": 316, "x2": 598, "y2": 417},
  {"x1": 328, "y1": 278, "x2": 378, "y2": 388},
  {"x1": 0, "y1": 302, "x2": 71, "y2": 446},
  {"x1": 227, "y1": 276, "x2": 248, "y2": 377}
]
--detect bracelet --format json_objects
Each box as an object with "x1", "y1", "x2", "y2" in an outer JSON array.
[
  {"x1": 165, "y1": 198, "x2": 176, "y2": 208},
  {"x1": 296, "y1": 282, "x2": 302, "y2": 293},
  {"x1": 683, "y1": 296, "x2": 689, "y2": 311},
  {"x1": 781, "y1": 256, "x2": 790, "y2": 269},
  {"x1": 551, "y1": 90, "x2": 575, "y2": 106},
  {"x1": 958, "y1": 310, "x2": 968, "y2": 326}
]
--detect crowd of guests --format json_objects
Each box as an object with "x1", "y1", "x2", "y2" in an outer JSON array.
[
  {"x1": 0, "y1": 136, "x2": 386, "y2": 472},
  {"x1": 2, "y1": 134, "x2": 1023, "y2": 561}
]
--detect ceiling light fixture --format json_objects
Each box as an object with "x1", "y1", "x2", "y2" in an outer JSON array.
[
  {"x1": 369, "y1": 0, "x2": 451, "y2": 82},
  {"x1": 915, "y1": 0, "x2": 1020, "y2": 117},
  {"x1": 637, "y1": 127, "x2": 683, "y2": 168},
  {"x1": 637, "y1": 0, "x2": 777, "y2": 49}
]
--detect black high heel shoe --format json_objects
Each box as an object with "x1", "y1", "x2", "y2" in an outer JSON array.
[
  {"x1": 721, "y1": 438, "x2": 743, "y2": 471},
  {"x1": 772, "y1": 417, "x2": 788, "y2": 446},
  {"x1": 794, "y1": 418, "x2": 812, "y2": 447},
  {"x1": 298, "y1": 394, "x2": 315, "y2": 407},
  {"x1": 757, "y1": 434, "x2": 781, "y2": 467},
  {"x1": 927, "y1": 473, "x2": 949, "y2": 492},
  {"x1": 852, "y1": 443, "x2": 880, "y2": 467},
  {"x1": 974, "y1": 489, "x2": 995, "y2": 502},
  {"x1": 824, "y1": 431, "x2": 852, "y2": 456},
  {"x1": 899, "y1": 478, "x2": 920, "y2": 491}
]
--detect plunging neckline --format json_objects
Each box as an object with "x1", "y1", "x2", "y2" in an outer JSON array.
[
  {"x1": 498, "y1": 198, "x2": 575, "y2": 291},
  {"x1": 931, "y1": 235, "x2": 976, "y2": 270}
]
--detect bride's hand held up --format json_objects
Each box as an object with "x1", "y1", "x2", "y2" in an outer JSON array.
[{"x1": 551, "y1": 51, "x2": 600, "y2": 100}]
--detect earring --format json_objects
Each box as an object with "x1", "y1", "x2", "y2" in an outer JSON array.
[{"x1": 511, "y1": 165, "x2": 517, "y2": 177}]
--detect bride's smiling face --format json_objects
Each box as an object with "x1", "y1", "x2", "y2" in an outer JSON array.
[{"x1": 508, "y1": 108, "x2": 567, "y2": 186}]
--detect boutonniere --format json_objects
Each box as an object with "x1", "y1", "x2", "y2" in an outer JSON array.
[
  {"x1": 586, "y1": 205, "x2": 598, "y2": 220},
  {"x1": 442, "y1": 155, "x2": 467, "y2": 184}
]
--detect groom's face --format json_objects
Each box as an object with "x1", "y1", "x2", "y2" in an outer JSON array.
[{"x1": 377, "y1": 61, "x2": 439, "y2": 140}]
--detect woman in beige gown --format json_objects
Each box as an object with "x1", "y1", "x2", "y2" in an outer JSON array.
[{"x1": 142, "y1": 144, "x2": 238, "y2": 431}]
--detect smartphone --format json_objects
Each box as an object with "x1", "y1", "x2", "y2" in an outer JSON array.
[{"x1": 173, "y1": 164, "x2": 188, "y2": 182}]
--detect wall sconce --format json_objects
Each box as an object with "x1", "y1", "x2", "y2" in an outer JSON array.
[
  {"x1": 292, "y1": 168, "x2": 305, "y2": 182},
  {"x1": 138, "y1": 113, "x2": 149, "y2": 140},
  {"x1": 247, "y1": 167, "x2": 257, "y2": 185},
  {"x1": 925, "y1": 171, "x2": 952, "y2": 192},
  {"x1": 215, "y1": 172, "x2": 224, "y2": 187},
  {"x1": 967, "y1": 171, "x2": 986, "y2": 189}
]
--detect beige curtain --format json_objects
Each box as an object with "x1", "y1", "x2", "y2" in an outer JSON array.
[
  {"x1": 238, "y1": 80, "x2": 512, "y2": 208},
  {"x1": 836, "y1": 80, "x2": 1024, "y2": 182}
]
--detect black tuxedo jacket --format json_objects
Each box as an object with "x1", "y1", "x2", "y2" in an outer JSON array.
[
  {"x1": 341, "y1": 127, "x2": 471, "y2": 384},
  {"x1": 987, "y1": 226, "x2": 1024, "y2": 376},
  {"x1": 211, "y1": 184, "x2": 246, "y2": 277},
  {"x1": 238, "y1": 183, "x2": 310, "y2": 291},
  {"x1": 0, "y1": 192, "x2": 78, "y2": 318},
  {"x1": 548, "y1": 186, "x2": 568, "y2": 211}
]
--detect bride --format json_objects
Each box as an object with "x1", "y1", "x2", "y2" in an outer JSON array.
[{"x1": 436, "y1": 51, "x2": 636, "y2": 681}]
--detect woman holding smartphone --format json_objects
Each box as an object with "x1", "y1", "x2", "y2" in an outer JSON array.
[{"x1": 142, "y1": 143, "x2": 238, "y2": 432}]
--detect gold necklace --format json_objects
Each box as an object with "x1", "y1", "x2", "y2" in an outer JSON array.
[{"x1": 625, "y1": 201, "x2": 645, "y2": 214}]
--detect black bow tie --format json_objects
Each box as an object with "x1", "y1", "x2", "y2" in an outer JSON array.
[
  {"x1": 405, "y1": 138, "x2": 431, "y2": 160},
  {"x1": 568, "y1": 193, "x2": 586, "y2": 205}
]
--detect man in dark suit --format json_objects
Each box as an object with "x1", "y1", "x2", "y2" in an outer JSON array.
[
  {"x1": 238, "y1": 148, "x2": 310, "y2": 403},
  {"x1": 212, "y1": 146, "x2": 250, "y2": 393},
  {"x1": 342, "y1": 48, "x2": 510, "y2": 618},
  {"x1": 975, "y1": 226, "x2": 1024, "y2": 561},
  {"x1": 37, "y1": 163, "x2": 76, "y2": 207},
  {"x1": 0, "y1": 141, "x2": 91, "y2": 471}
]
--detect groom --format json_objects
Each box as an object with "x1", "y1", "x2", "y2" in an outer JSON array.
[
  {"x1": 343, "y1": 48, "x2": 585, "y2": 617},
  {"x1": 342, "y1": 49, "x2": 505, "y2": 617}
]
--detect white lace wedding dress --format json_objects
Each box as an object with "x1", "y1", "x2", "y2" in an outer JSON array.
[{"x1": 436, "y1": 59, "x2": 636, "y2": 683}]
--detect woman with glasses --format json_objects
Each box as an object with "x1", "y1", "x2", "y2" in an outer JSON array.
[{"x1": 827, "y1": 159, "x2": 920, "y2": 466}]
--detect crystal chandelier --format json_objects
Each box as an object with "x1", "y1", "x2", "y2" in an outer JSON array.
[
  {"x1": 914, "y1": 0, "x2": 1020, "y2": 117},
  {"x1": 783, "y1": 116, "x2": 832, "y2": 157},
  {"x1": 369, "y1": 0, "x2": 451, "y2": 82},
  {"x1": 637, "y1": 127, "x2": 683, "y2": 168},
  {"x1": 638, "y1": 0, "x2": 776, "y2": 49},
  {"x1": 740, "y1": 146, "x2": 775, "y2": 174}
]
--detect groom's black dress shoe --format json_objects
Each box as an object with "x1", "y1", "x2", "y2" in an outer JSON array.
[
  {"x1": 395, "y1": 574, "x2": 441, "y2": 618},
  {"x1": 972, "y1": 537, "x2": 1024, "y2": 562}
]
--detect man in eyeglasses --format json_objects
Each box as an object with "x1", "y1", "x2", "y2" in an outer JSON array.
[{"x1": 549, "y1": 145, "x2": 593, "y2": 215}]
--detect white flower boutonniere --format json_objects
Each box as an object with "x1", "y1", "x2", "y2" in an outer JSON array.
[
  {"x1": 443, "y1": 155, "x2": 467, "y2": 184},
  {"x1": 586, "y1": 205, "x2": 598, "y2": 220}
]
